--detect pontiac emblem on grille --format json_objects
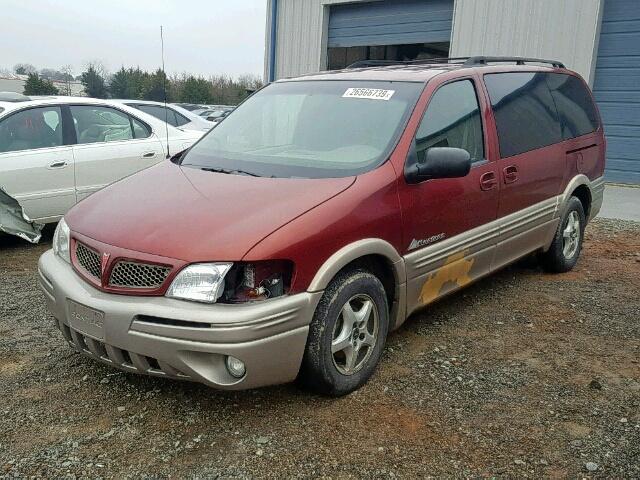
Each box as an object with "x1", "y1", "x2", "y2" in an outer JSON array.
[{"x1": 101, "y1": 252, "x2": 110, "y2": 277}]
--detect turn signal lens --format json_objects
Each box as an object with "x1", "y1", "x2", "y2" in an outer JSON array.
[{"x1": 221, "y1": 261, "x2": 293, "y2": 303}]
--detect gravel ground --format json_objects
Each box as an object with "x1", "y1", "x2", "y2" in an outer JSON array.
[{"x1": 1, "y1": 218, "x2": 639, "y2": 479}]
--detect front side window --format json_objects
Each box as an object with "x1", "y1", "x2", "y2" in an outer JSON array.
[
  {"x1": 414, "y1": 79, "x2": 484, "y2": 163},
  {"x1": 70, "y1": 105, "x2": 146, "y2": 144},
  {"x1": 181, "y1": 80, "x2": 424, "y2": 178},
  {"x1": 0, "y1": 106, "x2": 63, "y2": 153},
  {"x1": 484, "y1": 72, "x2": 562, "y2": 158},
  {"x1": 546, "y1": 73, "x2": 600, "y2": 139}
]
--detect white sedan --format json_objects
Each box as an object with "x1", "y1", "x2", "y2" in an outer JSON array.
[
  {"x1": 111, "y1": 100, "x2": 214, "y2": 132},
  {"x1": 0, "y1": 95, "x2": 203, "y2": 225}
]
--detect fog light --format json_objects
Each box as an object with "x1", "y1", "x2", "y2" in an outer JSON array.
[{"x1": 225, "y1": 355, "x2": 246, "y2": 378}]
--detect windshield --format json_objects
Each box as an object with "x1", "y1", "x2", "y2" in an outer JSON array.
[{"x1": 181, "y1": 80, "x2": 423, "y2": 178}]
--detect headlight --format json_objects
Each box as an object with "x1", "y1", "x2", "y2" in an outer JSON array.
[
  {"x1": 166, "y1": 263, "x2": 232, "y2": 303},
  {"x1": 52, "y1": 219, "x2": 71, "y2": 263}
]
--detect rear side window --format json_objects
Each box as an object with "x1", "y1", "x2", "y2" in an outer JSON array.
[
  {"x1": 484, "y1": 72, "x2": 562, "y2": 158},
  {"x1": 137, "y1": 104, "x2": 178, "y2": 127},
  {"x1": 546, "y1": 73, "x2": 599, "y2": 139},
  {"x1": 0, "y1": 106, "x2": 63, "y2": 153},
  {"x1": 414, "y1": 79, "x2": 484, "y2": 163},
  {"x1": 132, "y1": 117, "x2": 151, "y2": 139},
  {"x1": 137, "y1": 104, "x2": 189, "y2": 127},
  {"x1": 70, "y1": 105, "x2": 150, "y2": 144},
  {"x1": 172, "y1": 109, "x2": 191, "y2": 127}
]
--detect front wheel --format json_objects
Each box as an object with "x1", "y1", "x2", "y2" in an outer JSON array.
[
  {"x1": 539, "y1": 196, "x2": 586, "y2": 273},
  {"x1": 298, "y1": 269, "x2": 389, "y2": 396}
]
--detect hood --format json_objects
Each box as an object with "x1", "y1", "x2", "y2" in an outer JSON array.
[{"x1": 65, "y1": 161, "x2": 355, "y2": 261}]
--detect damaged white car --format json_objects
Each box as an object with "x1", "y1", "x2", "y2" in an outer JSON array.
[{"x1": 0, "y1": 93, "x2": 203, "y2": 239}]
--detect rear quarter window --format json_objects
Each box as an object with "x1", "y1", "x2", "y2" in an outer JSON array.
[
  {"x1": 172, "y1": 109, "x2": 191, "y2": 127},
  {"x1": 484, "y1": 72, "x2": 562, "y2": 158},
  {"x1": 545, "y1": 73, "x2": 600, "y2": 139}
]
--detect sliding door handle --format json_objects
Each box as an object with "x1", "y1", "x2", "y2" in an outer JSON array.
[{"x1": 503, "y1": 165, "x2": 519, "y2": 184}]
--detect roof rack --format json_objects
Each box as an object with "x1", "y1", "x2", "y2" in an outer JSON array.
[
  {"x1": 347, "y1": 57, "x2": 470, "y2": 69},
  {"x1": 346, "y1": 55, "x2": 565, "y2": 70},
  {"x1": 463, "y1": 56, "x2": 565, "y2": 68}
]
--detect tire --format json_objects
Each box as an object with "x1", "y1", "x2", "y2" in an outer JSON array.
[
  {"x1": 539, "y1": 196, "x2": 586, "y2": 273},
  {"x1": 298, "y1": 269, "x2": 389, "y2": 396}
]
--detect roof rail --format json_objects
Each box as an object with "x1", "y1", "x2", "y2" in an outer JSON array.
[
  {"x1": 346, "y1": 57, "x2": 471, "y2": 69},
  {"x1": 463, "y1": 56, "x2": 565, "y2": 68},
  {"x1": 346, "y1": 56, "x2": 565, "y2": 70}
]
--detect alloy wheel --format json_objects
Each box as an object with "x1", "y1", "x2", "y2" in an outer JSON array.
[
  {"x1": 331, "y1": 294, "x2": 379, "y2": 376},
  {"x1": 562, "y1": 210, "x2": 581, "y2": 259}
]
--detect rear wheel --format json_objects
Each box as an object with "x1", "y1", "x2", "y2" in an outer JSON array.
[
  {"x1": 539, "y1": 196, "x2": 586, "y2": 273},
  {"x1": 298, "y1": 269, "x2": 389, "y2": 396}
]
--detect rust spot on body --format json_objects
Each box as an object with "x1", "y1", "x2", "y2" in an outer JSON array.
[{"x1": 420, "y1": 250, "x2": 474, "y2": 305}]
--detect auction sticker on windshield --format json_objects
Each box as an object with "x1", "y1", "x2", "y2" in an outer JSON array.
[{"x1": 343, "y1": 88, "x2": 395, "y2": 100}]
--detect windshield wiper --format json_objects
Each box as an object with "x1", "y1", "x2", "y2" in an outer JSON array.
[{"x1": 200, "y1": 167, "x2": 261, "y2": 177}]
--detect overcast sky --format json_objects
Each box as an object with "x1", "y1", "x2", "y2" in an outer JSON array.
[{"x1": 1, "y1": 0, "x2": 267, "y2": 78}]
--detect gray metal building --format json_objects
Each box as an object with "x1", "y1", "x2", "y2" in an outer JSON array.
[{"x1": 264, "y1": 0, "x2": 640, "y2": 184}]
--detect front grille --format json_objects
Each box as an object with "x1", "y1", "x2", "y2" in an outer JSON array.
[
  {"x1": 76, "y1": 242, "x2": 101, "y2": 279},
  {"x1": 109, "y1": 261, "x2": 171, "y2": 289}
]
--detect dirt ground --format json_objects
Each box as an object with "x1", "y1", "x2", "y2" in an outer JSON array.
[{"x1": 1, "y1": 218, "x2": 638, "y2": 479}]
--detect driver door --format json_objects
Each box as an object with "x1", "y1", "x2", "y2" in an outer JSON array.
[{"x1": 398, "y1": 78, "x2": 500, "y2": 314}]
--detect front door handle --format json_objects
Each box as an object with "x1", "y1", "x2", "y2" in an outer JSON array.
[
  {"x1": 142, "y1": 151, "x2": 157, "y2": 158},
  {"x1": 480, "y1": 171, "x2": 498, "y2": 191},
  {"x1": 503, "y1": 165, "x2": 518, "y2": 184},
  {"x1": 48, "y1": 161, "x2": 68, "y2": 169}
]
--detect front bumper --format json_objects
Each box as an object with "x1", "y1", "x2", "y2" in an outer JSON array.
[{"x1": 38, "y1": 250, "x2": 322, "y2": 390}]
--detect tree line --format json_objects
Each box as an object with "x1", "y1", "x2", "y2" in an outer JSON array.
[{"x1": 13, "y1": 62, "x2": 262, "y2": 105}]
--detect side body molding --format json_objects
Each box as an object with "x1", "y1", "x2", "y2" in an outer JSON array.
[
  {"x1": 307, "y1": 238, "x2": 407, "y2": 331},
  {"x1": 304, "y1": 175, "x2": 604, "y2": 334}
]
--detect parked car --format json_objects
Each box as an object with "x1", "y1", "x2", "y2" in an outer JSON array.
[
  {"x1": 195, "y1": 105, "x2": 233, "y2": 117},
  {"x1": 173, "y1": 103, "x2": 207, "y2": 112},
  {"x1": 39, "y1": 57, "x2": 605, "y2": 395},
  {"x1": 111, "y1": 100, "x2": 213, "y2": 132},
  {"x1": 202, "y1": 108, "x2": 234, "y2": 124},
  {"x1": 0, "y1": 96, "x2": 203, "y2": 223}
]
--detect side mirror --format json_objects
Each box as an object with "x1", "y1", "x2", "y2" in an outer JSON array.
[{"x1": 405, "y1": 144, "x2": 471, "y2": 184}]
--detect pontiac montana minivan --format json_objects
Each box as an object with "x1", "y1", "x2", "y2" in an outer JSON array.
[{"x1": 39, "y1": 57, "x2": 605, "y2": 395}]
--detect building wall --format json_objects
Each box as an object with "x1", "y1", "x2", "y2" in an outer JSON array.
[
  {"x1": 0, "y1": 77, "x2": 85, "y2": 96},
  {"x1": 450, "y1": 0, "x2": 604, "y2": 84},
  {"x1": 264, "y1": 0, "x2": 374, "y2": 81},
  {"x1": 266, "y1": 0, "x2": 604, "y2": 83}
]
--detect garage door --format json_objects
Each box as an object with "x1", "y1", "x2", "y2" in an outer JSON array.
[
  {"x1": 328, "y1": 0, "x2": 454, "y2": 48},
  {"x1": 592, "y1": 0, "x2": 640, "y2": 184}
]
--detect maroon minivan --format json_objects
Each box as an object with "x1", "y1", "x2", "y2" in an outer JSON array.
[{"x1": 39, "y1": 57, "x2": 605, "y2": 395}]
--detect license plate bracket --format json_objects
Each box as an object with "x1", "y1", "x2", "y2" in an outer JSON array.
[{"x1": 67, "y1": 300, "x2": 105, "y2": 340}]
